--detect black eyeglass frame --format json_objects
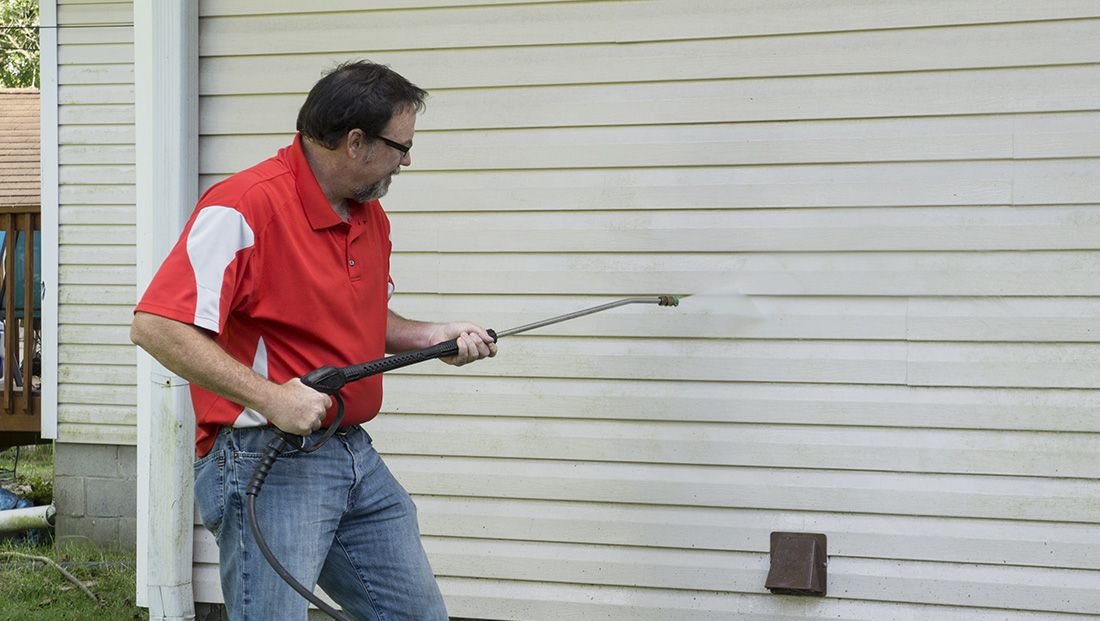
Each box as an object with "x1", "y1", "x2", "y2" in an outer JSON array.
[{"x1": 376, "y1": 135, "x2": 411, "y2": 156}]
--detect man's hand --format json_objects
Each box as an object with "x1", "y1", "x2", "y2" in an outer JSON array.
[
  {"x1": 427, "y1": 322, "x2": 498, "y2": 367},
  {"x1": 131, "y1": 312, "x2": 337, "y2": 438},
  {"x1": 261, "y1": 378, "x2": 334, "y2": 436}
]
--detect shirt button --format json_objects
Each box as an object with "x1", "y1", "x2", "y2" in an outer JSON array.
[{"x1": 348, "y1": 259, "x2": 356, "y2": 267}]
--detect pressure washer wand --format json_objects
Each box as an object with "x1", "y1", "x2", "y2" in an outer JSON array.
[
  {"x1": 494, "y1": 295, "x2": 681, "y2": 338},
  {"x1": 301, "y1": 295, "x2": 681, "y2": 393}
]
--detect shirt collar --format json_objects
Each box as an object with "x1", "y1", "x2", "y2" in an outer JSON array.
[{"x1": 284, "y1": 133, "x2": 369, "y2": 230}]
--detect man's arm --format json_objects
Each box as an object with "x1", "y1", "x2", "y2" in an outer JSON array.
[
  {"x1": 130, "y1": 311, "x2": 331, "y2": 436},
  {"x1": 385, "y1": 308, "x2": 497, "y2": 366}
]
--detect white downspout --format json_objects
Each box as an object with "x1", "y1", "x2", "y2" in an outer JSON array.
[{"x1": 134, "y1": 1, "x2": 198, "y2": 619}]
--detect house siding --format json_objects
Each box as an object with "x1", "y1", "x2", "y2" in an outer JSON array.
[
  {"x1": 55, "y1": 0, "x2": 136, "y2": 446},
  {"x1": 133, "y1": 0, "x2": 1100, "y2": 617}
]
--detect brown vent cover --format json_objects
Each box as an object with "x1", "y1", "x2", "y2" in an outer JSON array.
[{"x1": 765, "y1": 532, "x2": 827, "y2": 596}]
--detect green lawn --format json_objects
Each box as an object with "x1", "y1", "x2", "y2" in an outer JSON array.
[
  {"x1": 1, "y1": 445, "x2": 146, "y2": 620},
  {"x1": 0, "y1": 540, "x2": 147, "y2": 620}
]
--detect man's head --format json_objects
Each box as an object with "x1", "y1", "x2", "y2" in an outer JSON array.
[
  {"x1": 297, "y1": 61, "x2": 427, "y2": 203},
  {"x1": 297, "y1": 61, "x2": 427, "y2": 150}
]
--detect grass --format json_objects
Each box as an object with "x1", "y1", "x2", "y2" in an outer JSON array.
[
  {"x1": 0, "y1": 540, "x2": 147, "y2": 620},
  {"x1": 1, "y1": 445, "x2": 146, "y2": 620}
]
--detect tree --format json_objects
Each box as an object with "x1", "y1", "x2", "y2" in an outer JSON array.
[{"x1": 0, "y1": 0, "x2": 38, "y2": 88}]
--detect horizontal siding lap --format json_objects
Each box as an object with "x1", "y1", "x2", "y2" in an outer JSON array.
[
  {"x1": 59, "y1": 124, "x2": 135, "y2": 145},
  {"x1": 58, "y1": 63, "x2": 134, "y2": 85},
  {"x1": 435, "y1": 575, "x2": 1097, "y2": 621},
  {"x1": 59, "y1": 205, "x2": 136, "y2": 225},
  {"x1": 57, "y1": 26, "x2": 132, "y2": 46},
  {"x1": 54, "y1": 423, "x2": 135, "y2": 445},
  {"x1": 58, "y1": 324, "x2": 133, "y2": 344},
  {"x1": 58, "y1": 304, "x2": 135, "y2": 325},
  {"x1": 199, "y1": 65, "x2": 1100, "y2": 134},
  {"x1": 59, "y1": 224, "x2": 135, "y2": 245},
  {"x1": 59, "y1": 363, "x2": 136, "y2": 385},
  {"x1": 410, "y1": 496, "x2": 1100, "y2": 569},
  {"x1": 369, "y1": 414, "x2": 1100, "y2": 477},
  {"x1": 389, "y1": 337, "x2": 910, "y2": 384},
  {"x1": 59, "y1": 84, "x2": 134, "y2": 105},
  {"x1": 209, "y1": 159, "x2": 1100, "y2": 210},
  {"x1": 58, "y1": 383, "x2": 136, "y2": 407},
  {"x1": 197, "y1": 0, "x2": 1100, "y2": 55},
  {"x1": 390, "y1": 251, "x2": 1100, "y2": 296},
  {"x1": 60, "y1": 105, "x2": 135, "y2": 125},
  {"x1": 57, "y1": 43, "x2": 133, "y2": 65},
  {"x1": 388, "y1": 205, "x2": 1100, "y2": 252},
  {"x1": 380, "y1": 161, "x2": 1097, "y2": 212},
  {"x1": 59, "y1": 164, "x2": 134, "y2": 185},
  {"x1": 60, "y1": 145, "x2": 135, "y2": 165},
  {"x1": 384, "y1": 455, "x2": 1100, "y2": 522},
  {"x1": 422, "y1": 537, "x2": 1100, "y2": 614},
  {"x1": 57, "y1": 2, "x2": 131, "y2": 24},
  {"x1": 60, "y1": 184, "x2": 134, "y2": 204},
  {"x1": 58, "y1": 284, "x2": 135, "y2": 305},
  {"x1": 58, "y1": 265, "x2": 135, "y2": 286},
  {"x1": 390, "y1": 293, "x2": 903, "y2": 340},
  {"x1": 57, "y1": 404, "x2": 133, "y2": 426},
  {"x1": 908, "y1": 342, "x2": 1100, "y2": 388},
  {"x1": 60, "y1": 247, "x2": 134, "y2": 267},
  {"x1": 59, "y1": 343, "x2": 135, "y2": 365},
  {"x1": 199, "y1": 19, "x2": 1100, "y2": 94},
  {"x1": 381, "y1": 375, "x2": 1100, "y2": 432},
  {"x1": 385, "y1": 340, "x2": 1100, "y2": 389}
]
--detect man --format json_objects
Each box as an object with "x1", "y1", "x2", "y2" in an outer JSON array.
[{"x1": 131, "y1": 61, "x2": 496, "y2": 620}]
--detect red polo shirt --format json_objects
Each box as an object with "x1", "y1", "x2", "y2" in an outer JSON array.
[{"x1": 136, "y1": 134, "x2": 393, "y2": 456}]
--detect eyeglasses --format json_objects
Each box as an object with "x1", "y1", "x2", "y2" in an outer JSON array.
[{"x1": 376, "y1": 135, "x2": 411, "y2": 156}]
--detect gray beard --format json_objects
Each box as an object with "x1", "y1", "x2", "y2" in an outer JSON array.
[{"x1": 352, "y1": 167, "x2": 400, "y2": 203}]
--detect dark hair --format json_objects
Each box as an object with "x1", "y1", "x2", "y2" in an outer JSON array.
[{"x1": 296, "y1": 60, "x2": 427, "y2": 150}]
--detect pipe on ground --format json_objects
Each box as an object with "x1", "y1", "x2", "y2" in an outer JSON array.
[{"x1": 0, "y1": 504, "x2": 55, "y2": 533}]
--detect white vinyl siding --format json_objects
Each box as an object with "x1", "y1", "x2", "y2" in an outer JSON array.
[
  {"x1": 190, "y1": 1, "x2": 1100, "y2": 618},
  {"x1": 55, "y1": 0, "x2": 136, "y2": 446}
]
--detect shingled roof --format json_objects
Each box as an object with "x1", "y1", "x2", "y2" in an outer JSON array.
[{"x1": 0, "y1": 89, "x2": 40, "y2": 209}]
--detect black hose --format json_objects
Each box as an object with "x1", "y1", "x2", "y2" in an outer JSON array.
[{"x1": 245, "y1": 396, "x2": 354, "y2": 621}]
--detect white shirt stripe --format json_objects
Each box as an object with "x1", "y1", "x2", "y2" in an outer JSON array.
[{"x1": 186, "y1": 205, "x2": 255, "y2": 332}]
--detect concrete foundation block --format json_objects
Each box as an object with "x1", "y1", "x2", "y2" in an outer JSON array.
[
  {"x1": 86, "y1": 476, "x2": 137, "y2": 518},
  {"x1": 52, "y1": 475, "x2": 85, "y2": 517}
]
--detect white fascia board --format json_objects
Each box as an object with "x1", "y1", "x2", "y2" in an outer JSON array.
[{"x1": 39, "y1": 0, "x2": 58, "y2": 440}]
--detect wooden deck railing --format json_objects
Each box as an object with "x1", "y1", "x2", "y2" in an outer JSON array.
[{"x1": 0, "y1": 205, "x2": 41, "y2": 447}]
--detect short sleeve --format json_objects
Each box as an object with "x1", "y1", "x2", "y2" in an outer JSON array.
[{"x1": 136, "y1": 205, "x2": 256, "y2": 333}]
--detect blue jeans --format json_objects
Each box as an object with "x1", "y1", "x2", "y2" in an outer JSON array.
[{"x1": 194, "y1": 425, "x2": 448, "y2": 620}]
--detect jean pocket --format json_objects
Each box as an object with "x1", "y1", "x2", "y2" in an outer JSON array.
[
  {"x1": 193, "y1": 449, "x2": 226, "y2": 538},
  {"x1": 230, "y1": 426, "x2": 302, "y2": 459}
]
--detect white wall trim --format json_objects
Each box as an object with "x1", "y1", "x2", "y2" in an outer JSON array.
[
  {"x1": 38, "y1": 0, "x2": 58, "y2": 440},
  {"x1": 134, "y1": 0, "x2": 198, "y2": 617}
]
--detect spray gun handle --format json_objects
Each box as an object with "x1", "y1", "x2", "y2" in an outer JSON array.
[
  {"x1": 345, "y1": 328, "x2": 498, "y2": 381},
  {"x1": 301, "y1": 366, "x2": 346, "y2": 394},
  {"x1": 302, "y1": 329, "x2": 499, "y2": 387}
]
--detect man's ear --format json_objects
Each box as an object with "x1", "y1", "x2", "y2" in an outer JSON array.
[{"x1": 344, "y1": 128, "x2": 367, "y2": 158}]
